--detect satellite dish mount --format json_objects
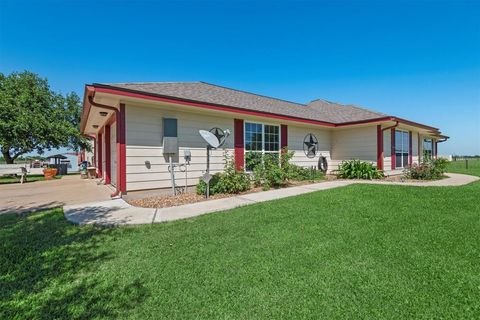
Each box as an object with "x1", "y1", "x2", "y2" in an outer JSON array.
[{"x1": 199, "y1": 128, "x2": 230, "y2": 198}]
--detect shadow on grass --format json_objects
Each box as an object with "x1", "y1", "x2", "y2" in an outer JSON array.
[
  {"x1": 0, "y1": 209, "x2": 149, "y2": 319},
  {"x1": 64, "y1": 205, "x2": 136, "y2": 226}
]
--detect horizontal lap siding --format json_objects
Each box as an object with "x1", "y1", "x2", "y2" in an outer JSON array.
[
  {"x1": 126, "y1": 105, "x2": 233, "y2": 191},
  {"x1": 332, "y1": 126, "x2": 377, "y2": 166},
  {"x1": 287, "y1": 126, "x2": 333, "y2": 171},
  {"x1": 412, "y1": 131, "x2": 419, "y2": 165},
  {"x1": 383, "y1": 129, "x2": 392, "y2": 171}
]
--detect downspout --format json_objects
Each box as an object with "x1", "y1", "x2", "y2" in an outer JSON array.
[
  {"x1": 87, "y1": 95, "x2": 122, "y2": 198},
  {"x1": 381, "y1": 121, "x2": 399, "y2": 132}
]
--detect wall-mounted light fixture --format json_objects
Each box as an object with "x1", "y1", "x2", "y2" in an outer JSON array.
[{"x1": 99, "y1": 111, "x2": 108, "y2": 117}]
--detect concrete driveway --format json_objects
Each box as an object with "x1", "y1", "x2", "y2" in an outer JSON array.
[{"x1": 0, "y1": 175, "x2": 112, "y2": 215}]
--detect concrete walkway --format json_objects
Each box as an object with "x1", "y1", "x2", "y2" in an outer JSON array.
[
  {"x1": 63, "y1": 173, "x2": 479, "y2": 226},
  {"x1": 0, "y1": 175, "x2": 113, "y2": 215}
]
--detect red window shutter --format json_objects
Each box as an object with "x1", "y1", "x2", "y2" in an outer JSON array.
[{"x1": 234, "y1": 119, "x2": 244, "y2": 170}]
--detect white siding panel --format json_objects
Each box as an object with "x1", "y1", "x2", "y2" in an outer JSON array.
[
  {"x1": 332, "y1": 126, "x2": 377, "y2": 164},
  {"x1": 126, "y1": 105, "x2": 233, "y2": 191}
]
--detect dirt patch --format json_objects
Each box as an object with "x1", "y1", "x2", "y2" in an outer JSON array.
[{"x1": 126, "y1": 179, "x2": 327, "y2": 209}]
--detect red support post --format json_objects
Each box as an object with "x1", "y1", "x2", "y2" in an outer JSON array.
[{"x1": 377, "y1": 125, "x2": 383, "y2": 170}]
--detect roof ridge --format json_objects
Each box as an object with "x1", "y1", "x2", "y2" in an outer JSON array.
[
  {"x1": 101, "y1": 81, "x2": 201, "y2": 85},
  {"x1": 199, "y1": 81, "x2": 307, "y2": 107}
]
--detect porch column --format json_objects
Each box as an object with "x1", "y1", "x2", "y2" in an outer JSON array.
[
  {"x1": 234, "y1": 119, "x2": 244, "y2": 170},
  {"x1": 376, "y1": 125, "x2": 384, "y2": 170}
]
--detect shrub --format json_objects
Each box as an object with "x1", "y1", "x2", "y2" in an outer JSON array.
[
  {"x1": 251, "y1": 148, "x2": 324, "y2": 190},
  {"x1": 196, "y1": 150, "x2": 251, "y2": 195},
  {"x1": 404, "y1": 157, "x2": 449, "y2": 180},
  {"x1": 337, "y1": 159, "x2": 384, "y2": 179}
]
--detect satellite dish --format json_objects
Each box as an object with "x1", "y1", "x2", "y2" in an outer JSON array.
[{"x1": 199, "y1": 130, "x2": 220, "y2": 148}]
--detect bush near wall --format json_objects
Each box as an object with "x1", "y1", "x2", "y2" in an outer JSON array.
[
  {"x1": 197, "y1": 148, "x2": 324, "y2": 195},
  {"x1": 404, "y1": 158, "x2": 449, "y2": 180},
  {"x1": 336, "y1": 159, "x2": 384, "y2": 180}
]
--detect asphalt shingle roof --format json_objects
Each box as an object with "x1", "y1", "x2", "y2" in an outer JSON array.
[{"x1": 96, "y1": 81, "x2": 387, "y2": 124}]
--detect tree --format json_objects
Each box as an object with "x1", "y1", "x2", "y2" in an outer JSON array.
[{"x1": 0, "y1": 71, "x2": 89, "y2": 164}]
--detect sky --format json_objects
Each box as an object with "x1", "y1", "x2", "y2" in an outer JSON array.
[{"x1": 0, "y1": 0, "x2": 479, "y2": 155}]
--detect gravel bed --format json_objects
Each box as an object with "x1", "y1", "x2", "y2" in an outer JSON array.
[{"x1": 127, "y1": 179, "x2": 327, "y2": 209}]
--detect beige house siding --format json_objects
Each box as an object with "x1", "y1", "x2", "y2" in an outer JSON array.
[
  {"x1": 412, "y1": 131, "x2": 419, "y2": 165},
  {"x1": 331, "y1": 126, "x2": 377, "y2": 168},
  {"x1": 125, "y1": 104, "x2": 234, "y2": 191},
  {"x1": 287, "y1": 126, "x2": 332, "y2": 171},
  {"x1": 383, "y1": 129, "x2": 392, "y2": 171}
]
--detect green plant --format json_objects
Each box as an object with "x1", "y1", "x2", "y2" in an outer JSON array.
[
  {"x1": 196, "y1": 150, "x2": 251, "y2": 195},
  {"x1": 404, "y1": 157, "x2": 449, "y2": 180},
  {"x1": 250, "y1": 148, "x2": 324, "y2": 189},
  {"x1": 337, "y1": 159, "x2": 384, "y2": 179}
]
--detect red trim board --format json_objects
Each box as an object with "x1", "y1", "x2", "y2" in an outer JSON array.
[
  {"x1": 376, "y1": 125, "x2": 383, "y2": 170},
  {"x1": 234, "y1": 119, "x2": 244, "y2": 170}
]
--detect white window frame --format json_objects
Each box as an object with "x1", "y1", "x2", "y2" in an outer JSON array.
[
  {"x1": 244, "y1": 121, "x2": 281, "y2": 171},
  {"x1": 395, "y1": 129, "x2": 410, "y2": 169}
]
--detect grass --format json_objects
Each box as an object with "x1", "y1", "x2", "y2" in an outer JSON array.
[
  {"x1": 448, "y1": 159, "x2": 480, "y2": 177},
  {"x1": 1, "y1": 182, "x2": 479, "y2": 319},
  {"x1": 0, "y1": 174, "x2": 62, "y2": 184}
]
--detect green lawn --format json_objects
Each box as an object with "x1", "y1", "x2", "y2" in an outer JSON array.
[
  {"x1": 0, "y1": 174, "x2": 62, "y2": 184},
  {"x1": 448, "y1": 159, "x2": 480, "y2": 177},
  {"x1": 1, "y1": 182, "x2": 479, "y2": 319}
]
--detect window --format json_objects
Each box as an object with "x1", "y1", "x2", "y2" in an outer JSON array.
[
  {"x1": 395, "y1": 130, "x2": 409, "y2": 168},
  {"x1": 423, "y1": 139, "x2": 433, "y2": 159},
  {"x1": 244, "y1": 122, "x2": 280, "y2": 171}
]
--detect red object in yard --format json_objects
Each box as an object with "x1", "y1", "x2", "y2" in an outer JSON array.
[{"x1": 43, "y1": 168, "x2": 58, "y2": 180}]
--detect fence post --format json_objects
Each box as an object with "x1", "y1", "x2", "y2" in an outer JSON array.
[{"x1": 466, "y1": 159, "x2": 468, "y2": 170}]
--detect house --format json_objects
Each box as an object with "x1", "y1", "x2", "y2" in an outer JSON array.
[{"x1": 80, "y1": 82, "x2": 448, "y2": 196}]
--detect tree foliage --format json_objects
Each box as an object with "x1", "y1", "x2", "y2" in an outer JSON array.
[{"x1": 0, "y1": 71, "x2": 89, "y2": 163}]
